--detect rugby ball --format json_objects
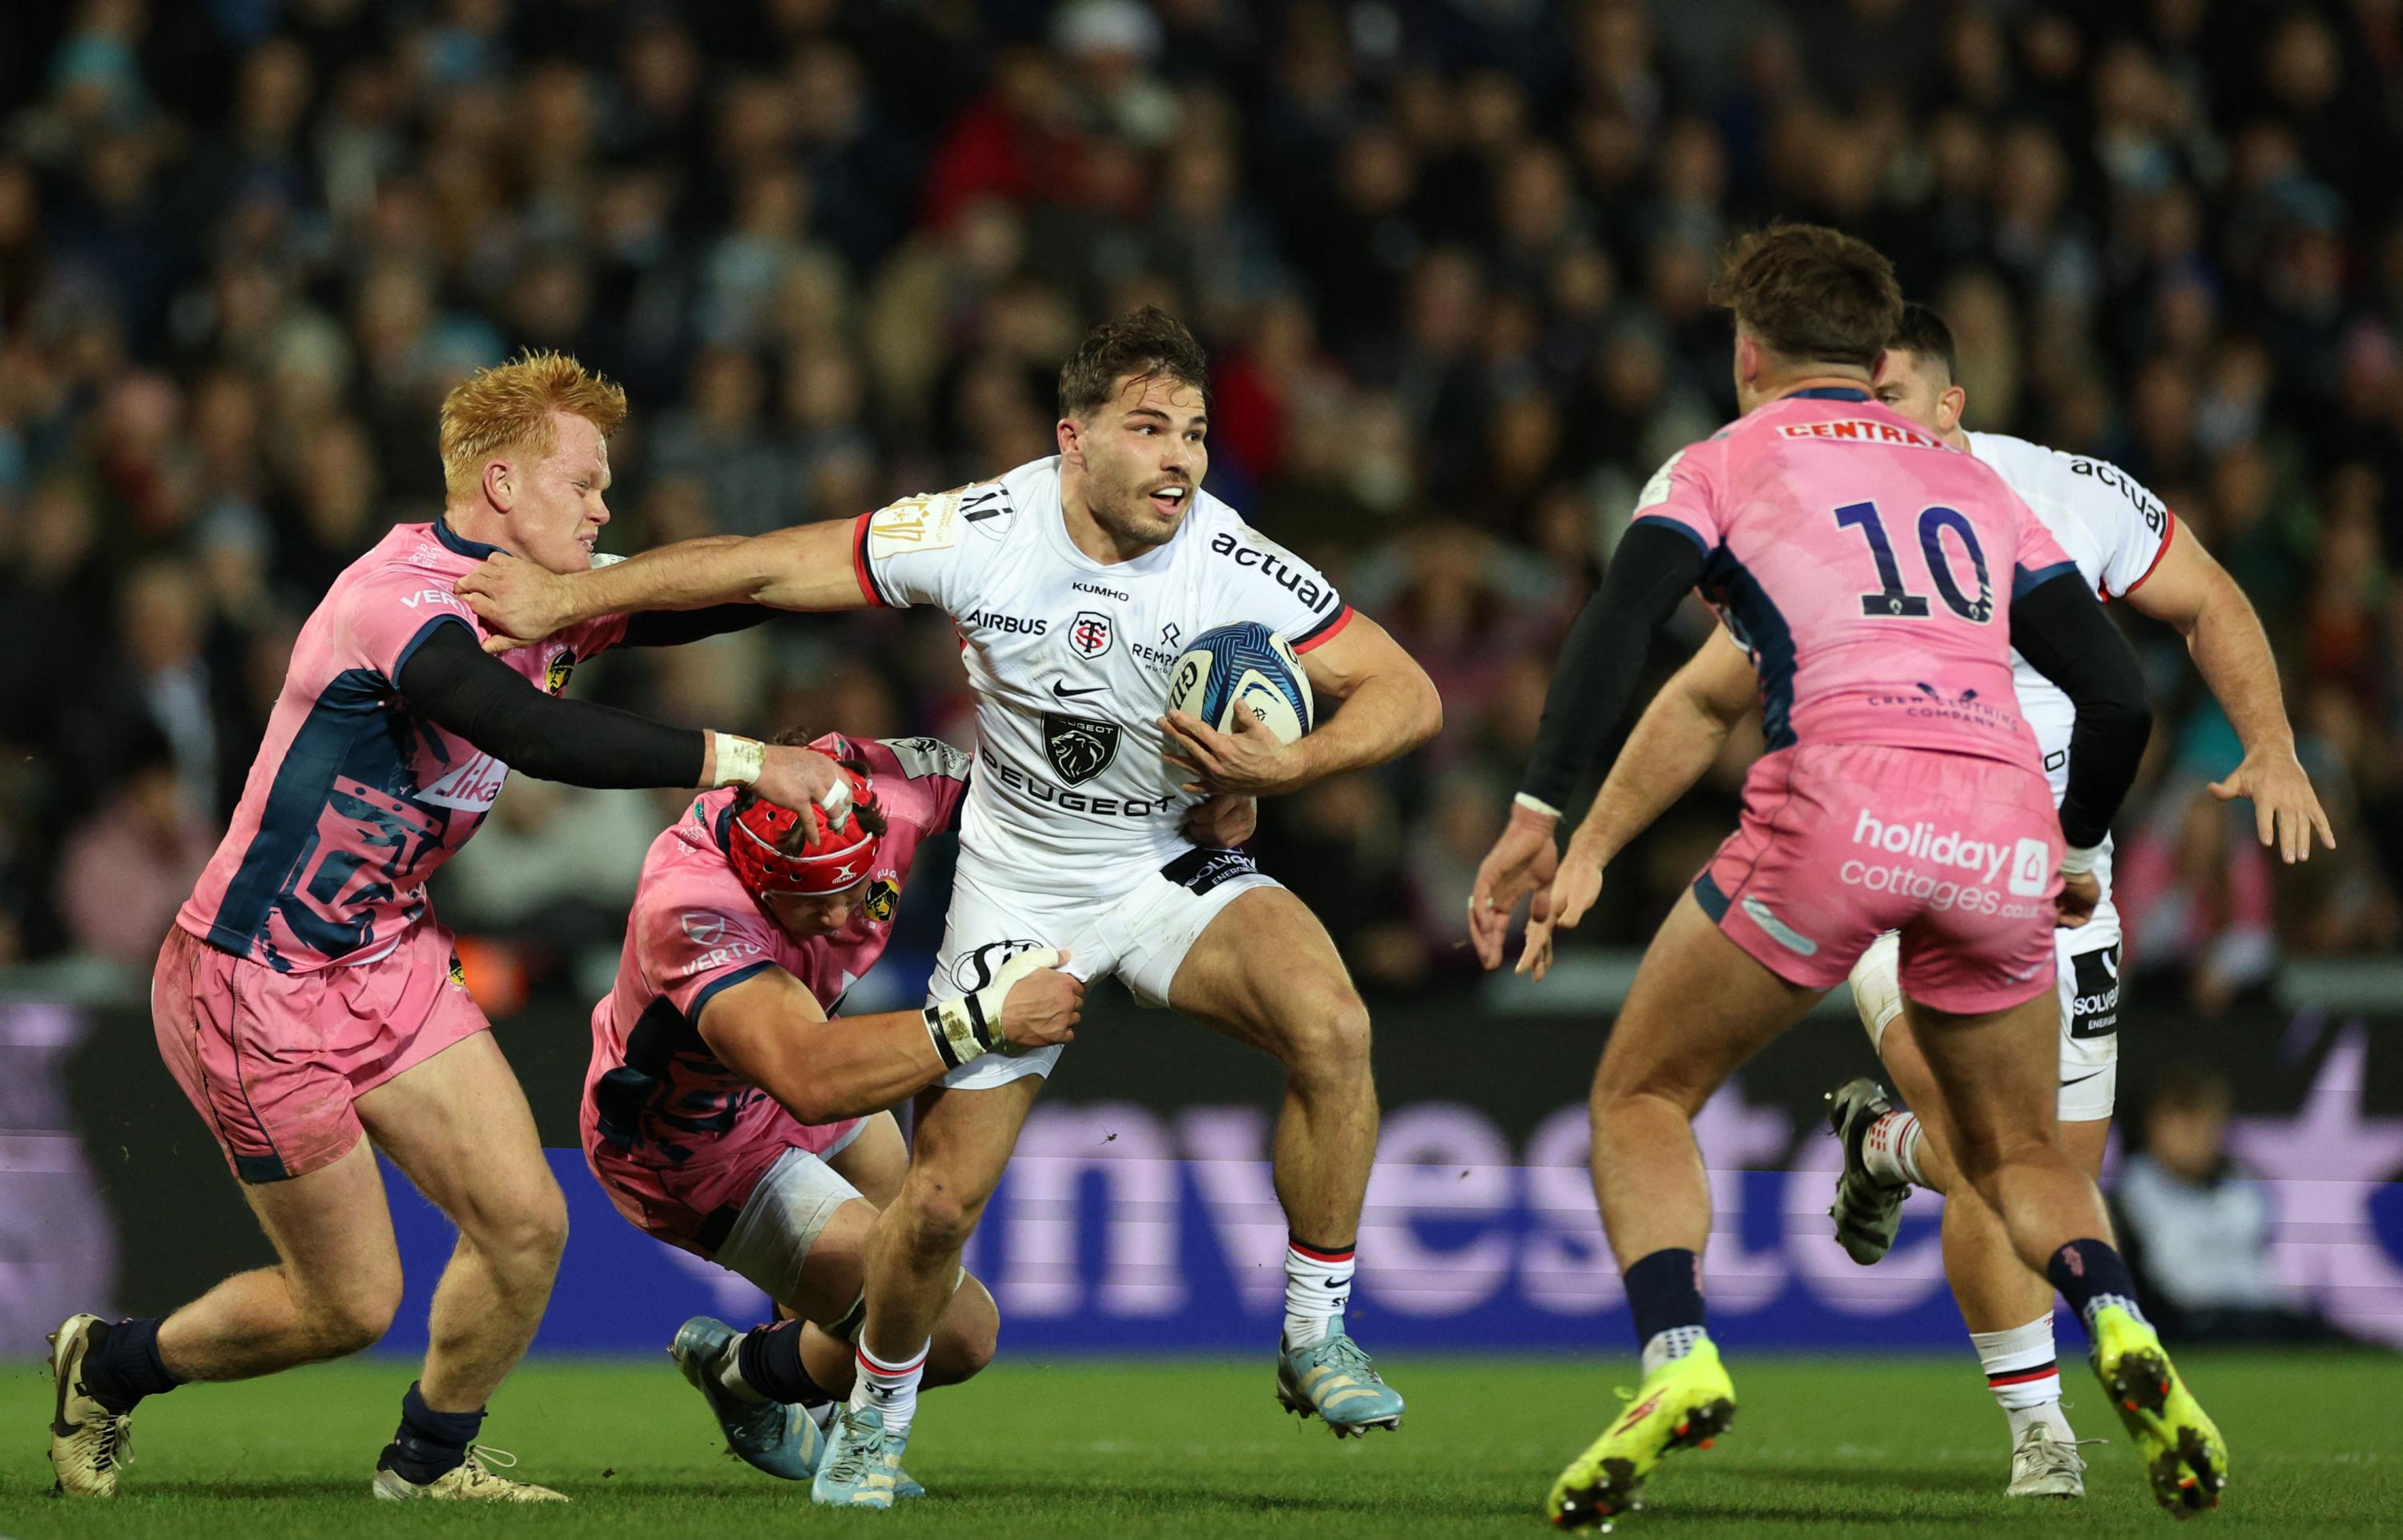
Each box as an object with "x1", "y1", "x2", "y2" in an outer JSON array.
[{"x1": 1165, "y1": 621, "x2": 1314, "y2": 745}]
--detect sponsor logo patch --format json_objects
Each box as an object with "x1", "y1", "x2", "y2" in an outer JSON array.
[
  {"x1": 2068, "y1": 943, "x2": 2121, "y2": 1039},
  {"x1": 1741, "y1": 895, "x2": 1818, "y2": 956},
  {"x1": 1160, "y1": 845, "x2": 1259, "y2": 896},
  {"x1": 863, "y1": 877, "x2": 900, "y2": 923},
  {"x1": 1043, "y1": 712, "x2": 1121, "y2": 785},
  {"x1": 545, "y1": 647, "x2": 576, "y2": 695},
  {"x1": 419, "y1": 752, "x2": 509, "y2": 811},
  {"x1": 682, "y1": 912, "x2": 728, "y2": 946}
]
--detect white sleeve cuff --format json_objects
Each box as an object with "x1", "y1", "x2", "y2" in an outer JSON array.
[
  {"x1": 1513, "y1": 792, "x2": 1562, "y2": 820},
  {"x1": 2059, "y1": 843, "x2": 2103, "y2": 876}
]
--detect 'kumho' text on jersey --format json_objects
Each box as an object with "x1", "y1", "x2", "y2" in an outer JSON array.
[{"x1": 851, "y1": 456, "x2": 1351, "y2": 876}]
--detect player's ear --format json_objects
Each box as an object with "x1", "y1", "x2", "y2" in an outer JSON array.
[
  {"x1": 1940, "y1": 384, "x2": 1966, "y2": 433},
  {"x1": 1056, "y1": 415, "x2": 1083, "y2": 467},
  {"x1": 483, "y1": 457, "x2": 515, "y2": 513}
]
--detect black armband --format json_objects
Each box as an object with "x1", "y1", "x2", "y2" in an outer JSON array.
[
  {"x1": 396, "y1": 618, "x2": 706, "y2": 789},
  {"x1": 2008, "y1": 572, "x2": 2155, "y2": 848},
  {"x1": 1519, "y1": 521, "x2": 1709, "y2": 810}
]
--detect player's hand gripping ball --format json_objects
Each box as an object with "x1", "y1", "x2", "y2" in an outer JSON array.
[{"x1": 1158, "y1": 622, "x2": 1314, "y2": 797}]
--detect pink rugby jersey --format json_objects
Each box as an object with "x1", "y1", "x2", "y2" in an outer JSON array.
[
  {"x1": 582, "y1": 735, "x2": 969, "y2": 1164},
  {"x1": 1635, "y1": 388, "x2": 2076, "y2": 765},
  {"x1": 176, "y1": 522, "x2": 626, "y2": 971}
]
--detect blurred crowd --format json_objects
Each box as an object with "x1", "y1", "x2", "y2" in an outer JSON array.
[{"x1": 5, "y1": 0, "x2": 2401, "y2": 1008}]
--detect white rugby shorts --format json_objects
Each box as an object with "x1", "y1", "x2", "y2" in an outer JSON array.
[
  {"x1": 926, "y1": 846, "x2": 1278, "y2": 1091},
  {"x1": 1849, "y1": 898, "x2": 2123, "y2": 1121}
]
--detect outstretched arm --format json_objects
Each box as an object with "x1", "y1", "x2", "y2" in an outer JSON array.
[
  {"x1": 2119, "y1": 515, "x2": 2332, "y2": 862},
  {"x1": 1512, "y1": 629, "x2": 1760, "y2": 977},
  {"x1": 1158, "y1": 613, "x2": 1442, "y2": 796},
  {"x1": 457, "y1": 519, "x2": 868, "y2": 649},
  {"x1": 395, "y1": 620, "x2": 839, "y2": 807},
  {"x1": 1468, "y1": 521, "x2": 1707, "y2": 968},
  {"x1": 696, "y1": 952, "x2": 1083, "y2": 1124}
]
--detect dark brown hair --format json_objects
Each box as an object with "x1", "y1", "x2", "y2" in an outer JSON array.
[
  {"x1": 1709, "y1": 223, "x2": 1903, "y2": 369},
  {"x1": 1889, "y1": 301, "x2": 1960, "y2": 384},
  {"x1": 1057, "y1": 305, "x2": 1211, "y2": 420},
  {"x1": 731, "y1": 727, "x2": 890, "y2": 850}
]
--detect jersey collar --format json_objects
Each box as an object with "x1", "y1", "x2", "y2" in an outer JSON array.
[
  {"x1": 1789, "y1": 386, "x2": 1873, "y2": 402},
  {"x1": 433, "y1": 517, "x2": 504, "y2": 561}
]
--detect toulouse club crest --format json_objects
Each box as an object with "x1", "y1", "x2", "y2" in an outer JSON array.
[
  {"x1": 1043, "y1": 712, "x2": 1120, "y2": 786},
  {"x1": 1068, "y1": 610, "x2": 1114, "y2": 659}
]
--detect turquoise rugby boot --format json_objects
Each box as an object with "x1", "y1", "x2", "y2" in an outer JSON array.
[
  {"x1": 1275, "y1": 1325, "x2": 1406, "y2": 1437},
  {"x1": 670, "y1": 1317, "x2": 823, "y2": 1482},
  {"x1": 811, "y1": 1404, "x2": 908, "y2": 1510}
]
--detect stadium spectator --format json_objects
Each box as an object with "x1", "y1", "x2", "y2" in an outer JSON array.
[
  {"x1": 2114, "y1": 1066, "x2": 2346, "y2": 1344},
  {"x1": 0, "y1": 0, "x2": 2395, "y2": 994}
]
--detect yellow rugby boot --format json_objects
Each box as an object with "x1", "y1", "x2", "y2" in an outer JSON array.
[
  {"x1": 2087, "y1": 1305, "x2": 2227, "y2": 1515},
  {"x1": 1546, "y1": 1338, "x2": 1737, "y2": 1528}
]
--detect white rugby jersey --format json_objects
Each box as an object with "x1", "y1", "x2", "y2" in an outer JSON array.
[
  {"x1": 1969, "y1": 431, "x2": 2173, "y2": 891},
  {"x1": 852, "y1": 456, "x2": 1353, "y2": 883}
]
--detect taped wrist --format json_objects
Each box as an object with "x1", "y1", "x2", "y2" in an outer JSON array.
[{"x1": 923, "y1": 987, "x2": 1007, "y2": 1068}]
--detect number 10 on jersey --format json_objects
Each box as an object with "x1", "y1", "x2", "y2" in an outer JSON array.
[{"x1": 1833, "y1": 500, "x2": 1994, "y2": 624}]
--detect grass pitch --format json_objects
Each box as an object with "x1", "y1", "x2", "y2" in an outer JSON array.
[{"x1": 2, "y1": 1353, "x2": 2395, "y2": 1538}]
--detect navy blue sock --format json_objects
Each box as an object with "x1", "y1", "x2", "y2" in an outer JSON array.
[
  {"x1": 2045, "y1": 1238, "x2": 2144, "y2": 1323},
  {"x1": 1623, "y1": 1248, "x2": 1706, "y2": 1349},
  {"x1": 738, "y1": 1321, "x2": 831, "y2": 1406},
  {"x1": 382, "y1": 1382, "x2": 485, "y2": 1484},
  {"x1": 80, "y1": 1318, "x2": 180, "y2": 1414}
]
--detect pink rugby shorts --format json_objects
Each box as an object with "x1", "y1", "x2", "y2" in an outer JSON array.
[
  {"x1": 151, "y1": 919, "x2": 490, "y2": 1182},
  {"x1": 1694, "y1": 742, "x2": 2063, "y2": 1014}
]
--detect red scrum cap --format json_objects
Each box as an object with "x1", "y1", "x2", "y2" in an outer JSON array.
[{"x1": 727, "y1": 739, "x2": 881, "y2": 901}]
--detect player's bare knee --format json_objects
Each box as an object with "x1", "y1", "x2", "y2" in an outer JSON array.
[
  {"x1": 894, "y1": 1181, "x2": 984, "y2": 1260},
  {"x1": 302, "y1": 1273, "x2": 400, "y2": 1358},
  {"x1": 470, "y1": 1177, "x2": 570, "y2": 1274},
  {"x1": 1278, "y1": 987, "x2": 1372, "y2": 1084}
]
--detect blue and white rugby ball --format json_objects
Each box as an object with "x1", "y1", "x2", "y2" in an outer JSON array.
[{"x1": 1165, "y1": 621, "x2": 1314, "y2": 745}]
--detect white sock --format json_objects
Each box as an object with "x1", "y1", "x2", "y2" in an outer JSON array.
[
  {"x1": 1971, "y1": 1315, "x2": 2071, "y2": 1441},
  {"x1": 1640, "y1": 1325, "x2": 1709, "y2": 1379},
  {"x1": 848, "y1": 1339, "x2": 929, "y2": 1440},
  {"x1": 1862, "y1": 1110, "x2": 1926, "y2": 1188},
  {"x1": 1282, "y1": 1239, "x2": 1355, "y2": 1349}
]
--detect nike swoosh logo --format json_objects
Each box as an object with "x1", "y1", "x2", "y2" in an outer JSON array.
[
  {"x1": 2060, "y1": 1070, "x2": 2107, "y2": 1088},
  {"x1": 1051, "y1": 682, "x2": 1107, "y2": 699}
]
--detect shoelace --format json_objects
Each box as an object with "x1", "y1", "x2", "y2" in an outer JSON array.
[
  {"x1": 91, "y1": 1412, "x2": 135, "y2": 1474},
  {"x1": 1315, "y1": 1335, "x2": 1381, "y2": 1381},
  {"x1": 457, "y1": 1444, "x2": 524, "y2": 1483},
  {"x1": 824, "y1": 1418, "x2": 881, "y2": 1483}
]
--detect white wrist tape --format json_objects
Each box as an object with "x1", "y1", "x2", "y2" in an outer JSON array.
[
  {"x1": 2059, "y1": 843, "x2": 2103, "y2": 876},
  {"x1": 710, "y1": 732, "x2": 764, "y2": 788},
  {"x1": 1513, "y1": 791, "x2": 1562, "y2": 821},
  {"x1": 922, "y1": 947, "x2": 1063, "y2": 1068},
  {"x1": 819, "y1": 772, "x2": 855, "y2": 826}
]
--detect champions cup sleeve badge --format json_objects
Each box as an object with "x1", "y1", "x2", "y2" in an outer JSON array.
[
  {"x1": 863, "y1": 876, "x2": 900, "y2": 923},
  {"x1": 448, "y1": 953, "x2": 468, "y2": 988},
  {"x1": 545, "y1": 648, "x2": 577, "y2": 694},
  {"x1": 1043, "y1": 712, "x2": 1121, "y2": 785}
]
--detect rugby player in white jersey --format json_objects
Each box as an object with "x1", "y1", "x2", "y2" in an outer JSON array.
[
  {"x1": 1520, "y1": 302, "x2": 2329, "y2": 1500},
  {"x1": 458, "y1": 308, "x2": 1443, "y2": 1506}
]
